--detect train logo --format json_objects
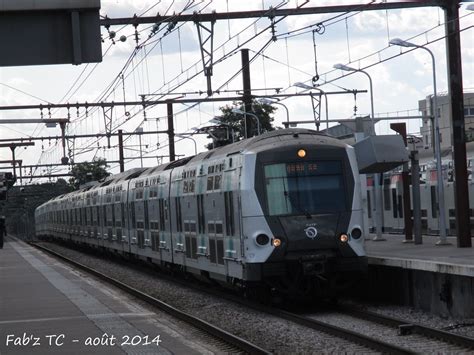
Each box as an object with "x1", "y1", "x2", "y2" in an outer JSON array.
[{"x1": 304, "y1": 226, "x2": 318, "y2": 239}]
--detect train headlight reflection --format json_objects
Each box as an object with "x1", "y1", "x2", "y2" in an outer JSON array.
[
  {"x1": 297, "y1": 149, "x2": 306, "y2": 158},
  {"x1": 339, "y1": 234, "x2": 349, "y2": 243},
  {"x1": 272, "y1": 238, "x2": 282, "y2": 247}
]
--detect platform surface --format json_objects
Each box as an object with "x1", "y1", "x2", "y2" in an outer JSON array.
[
  {"x1": 365, "y1": 234, "x2": 474, "y2": 277},
  {"x1": 0, "y1": 238, "x2": 214, "y2": 355}
]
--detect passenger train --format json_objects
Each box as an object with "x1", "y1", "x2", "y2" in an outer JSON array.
[
  {"x1": 366, "y1": 157, "x2": 474, "y2": 236},
  {"x1": 35, "y1": 129, "x2": 367, "y2": 298}
]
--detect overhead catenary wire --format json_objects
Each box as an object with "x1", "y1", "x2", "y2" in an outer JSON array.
[{"x1": 21, "y1": 4, "x2": 473, "y2": 179}]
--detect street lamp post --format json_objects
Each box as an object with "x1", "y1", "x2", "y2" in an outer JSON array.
[
  {"x1": 257, "y1": 98, "x2": 290, "y2": 127},
  {"x1": 389, "y1": 38, "x2": 449, "y2": 245},
  {"x1": 232, "y1": 108, "x2": 261, "y2": 137},
  {"x1": 333, "y1": 64, "x2": 384, "y2": 241},
  {"x1": 175, "y1": 134, "x2": 197, "y2": 155}
]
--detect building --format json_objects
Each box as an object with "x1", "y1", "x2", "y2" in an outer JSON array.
[{"x1": 418, "y1": 92, "x2": 474, "y2": 151}]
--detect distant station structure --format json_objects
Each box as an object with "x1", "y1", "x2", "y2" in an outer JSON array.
[{"x1": 0, "y1": 0, "x2": 102, "y2": 66}]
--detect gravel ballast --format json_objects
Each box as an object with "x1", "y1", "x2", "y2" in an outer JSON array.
[{"x1": 36, "y1": 241, "x2": 474, "y2": 353}]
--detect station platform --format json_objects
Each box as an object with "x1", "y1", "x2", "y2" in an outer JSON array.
[
  {"x1": 365, "y1": 234, "x2": 474, "y2": 277},
  {"x1": 0, "y1": 237, "x2": 214, "y2": 355},
  {"x1": 364, "y1": 234, "x2": 474, "y2": 318}
]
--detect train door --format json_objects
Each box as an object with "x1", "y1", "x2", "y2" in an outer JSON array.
[
  {"x1": 365, "y1": 176, "x2": 375, "y2": 233},
  {"x1": 170, "y1": 193, "x2": 186, "y2": 267},
  {"x1": 390, "y1": 173, "x2": 405, "y2": 234},
  {"x1": 134, "y1": 187, "x2": 146, "y2": 255},
  {"x1": 470, "y1": 179, "x2": 474, "y2": 235},
  {"x1": 114, "y1": 193, "x2": 123, "y2": 249},
  {"x1": 381, "y1": 174, "x2": 393, "y2": 233},
  {"x1": 148, "y1": 183, "x2": 160, "y2": 261},
  {"x1": 426, "y1": 168, "x2": 439, "y2": 235},
  {"x1": 445, "y1": 183, "x2": 456, "y2": 235},
  {"x1": 158, "y1": 193, "x2": 173, "y2": 263}
]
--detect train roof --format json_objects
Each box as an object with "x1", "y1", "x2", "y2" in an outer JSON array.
[
  {"x1": 187, "y1": 128, "x2": 346, "y2": 162},
  {"x1": 36, "y1": 129, "x2": 347, "y2": 209}
]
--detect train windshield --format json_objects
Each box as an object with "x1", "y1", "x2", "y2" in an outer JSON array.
[{"x1": 264, "y1": 161, "x2": 346, "y2": 216}]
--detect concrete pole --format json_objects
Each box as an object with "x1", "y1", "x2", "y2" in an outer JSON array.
[
  {"x1": 411, "y1": 150, "x2": 422, "y2": 245},
  {"x1": 421, "y1": 47, "x2": 449, "y2": 245}
]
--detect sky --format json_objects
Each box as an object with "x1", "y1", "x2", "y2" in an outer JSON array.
[{"x1": 0, "y1": 0, "x2": 473, "y2": 183}]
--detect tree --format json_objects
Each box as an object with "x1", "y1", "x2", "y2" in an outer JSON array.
[
  {"x1": 205, "y1": 100, "x2": 277, "y2": 150},
  {"x1": 69, "y1": 158, "x2": 110, "y2": 188}
]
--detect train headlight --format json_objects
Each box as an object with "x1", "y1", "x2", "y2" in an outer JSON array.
[
  {"x1": 339, "y1": 233, "x2": 349, "y2": 243},
  {"x1": 297, "y1": 149, "x2": 306, "y2": 158},
  {"x1": 351, "y1": 227, "x2": 362, "y2": 240},
  {"x1": 255, "y1": 234, "x2": 270, "y2": 246},
  {"x1": 272, "y1": 238, "x2": 282, "y2": 247}
]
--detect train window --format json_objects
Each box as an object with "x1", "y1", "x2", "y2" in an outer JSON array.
[
  {"x1": 137, "y1": 230, "x2": 145, "y2": 248},
  {"x1": 131, "y1": 201, "x2": 136, "y2": 228},
  {"x1": 367, "y1": 191, "x2": 372, "y2": 219},
  {"x1": 197, "y1": 195, "x2": 205, "y2": 233},
  {"x1": 102, "y1": 206, "x2": 106, "y2": 226},
  {"x1": 421, "y1": 209, "x2": 427, "y2": 218},
  {"x1": 209, "y1": 239, "x2": 217, "y2": 263},
  {"x1": 430, "y1": 186, "x2": 438, "y2": 218},
  {"x1": 397, "y1": 195, "x2": 403, "y2": 218},
  {"x1": 159, "y1": 199, "x2": 165, "y2": 230},
  {"x1": 216, "y1": 239, "x2": 224, "y2": 265},
  {"x1": 264, "y1": 161, "x2": 346, "y2": 216},
  {"x1": 214, "y1": 175, "x2": 221, "y2": 190},
  {"x1": 224, "y1": 191, "x2": 235, "y2": 236},
  {"x1": 144, "y1": 200, "x2": 149, "y2": 230},
  {"x1": 112, "y1": 204, "x2": 116, "y2": 227},
  {"x1": 121, "y1": 203, "x2": 126, "y2": 228},
  {"x1": 151, "y1": 232, "x2": 159, "y2": 251},
  {"x1": 384, "y1": 186, "x2": 391, "y2": 211},
  {"x1": 392, "y1": 189, "x2": 398, "y2": 218},
  {"x1": 215, "y1": 222, "x2": 223, "y2": 235},
  {"x1": 175, "y1": 197, "x2": 183, "y2": 232},
  {"x1": 207, "y1": 176, "x2": 214, "y2": 191},
  {"x1": 191, "y1": 237, "x2": 197, "y2": 259},
  {"x1": 208, "y1": 222, "x2": 215, "y2": 234}
]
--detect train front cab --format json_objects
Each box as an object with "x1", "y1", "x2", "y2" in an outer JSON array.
[{"x1": 242, "y1": 140, "x2": 367, "y2": 297}]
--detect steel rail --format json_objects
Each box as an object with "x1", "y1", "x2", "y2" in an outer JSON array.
[
  {"x1": 335, "y1": 305, "x2": 474, "y2": 350},
  {"x1": 29, "y1": 242, "x2": 270, "y2": 355},
  {"x1": 31, "y1": 242, "x2": 412, "y2": 354}
]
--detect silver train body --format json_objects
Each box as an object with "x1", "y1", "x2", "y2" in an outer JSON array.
[
  {"x1": 35, "y1": 129, "x2": 367, "y2": 295},
  {"x1": 366, "y1": 162, "x2": 474, "y2": 235}
]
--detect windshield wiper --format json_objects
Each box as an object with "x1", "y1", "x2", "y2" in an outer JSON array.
[{"x1": 284, "y1": 191, "x2": 312, "y2": 219}]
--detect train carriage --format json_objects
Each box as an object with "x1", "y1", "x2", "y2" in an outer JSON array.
[{"x1": 35, "y1": 129, "x2": 368, "y2": 297}]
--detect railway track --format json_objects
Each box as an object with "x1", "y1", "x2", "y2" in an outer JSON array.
[
  {"x1": 328, "y1": 304, "x2": 474, "y2": 352},
  {"x1": 30, "y1": 242, "x2": 269, "y2": 355},
  {"x1": 31, "y1": 241, "x2": 474, "y2": 354}
]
